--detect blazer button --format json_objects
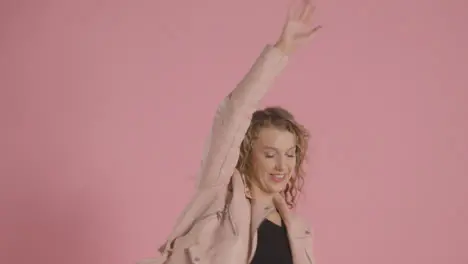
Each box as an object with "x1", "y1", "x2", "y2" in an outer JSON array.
[{"x1": 305, "y1": 230, "x2": 311, "y2": 235}]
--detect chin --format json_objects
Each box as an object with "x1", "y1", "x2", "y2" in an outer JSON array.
[
  {"x1": 265, "y1": 178, "x2": 291, "y2": 194},
  {"x1": 268, "y1": 187, "x2": 286, "y2": 195}
]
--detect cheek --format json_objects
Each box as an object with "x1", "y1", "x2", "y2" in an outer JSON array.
[
  {"x1": 252, "y1": 155, "x2": 275, "y2": 174},
  {"x1": 289, "y1": 159, "x2": 297, "y2": 170},
  {"x1": 285, "y1": 159, "x2": 297, "y2": 177}
]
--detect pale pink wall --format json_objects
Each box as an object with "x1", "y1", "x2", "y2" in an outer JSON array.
[{"x1": 1, "y1": 0, "x2": 467, "y2": 264}]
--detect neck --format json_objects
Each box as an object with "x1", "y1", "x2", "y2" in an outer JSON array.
[{"x1": 249, "y1": 184, "x2": 275, "y2": 207}]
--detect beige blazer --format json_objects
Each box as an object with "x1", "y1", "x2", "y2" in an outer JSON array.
[{"x1": 139, "y1": 44, "x2": 316, "y2": 264}]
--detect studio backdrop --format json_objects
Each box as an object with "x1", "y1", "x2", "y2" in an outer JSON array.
[{"x1": 1, "y1": 0, "x2": 467, "y2": 264}]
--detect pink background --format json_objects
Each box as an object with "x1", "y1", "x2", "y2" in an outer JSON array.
[{"x1": 1, "y1": 0, "x2": 467, "y2": 264}]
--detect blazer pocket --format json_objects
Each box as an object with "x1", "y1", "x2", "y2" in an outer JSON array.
[
  {"x1": 303, "y1": 234, "x2": 315, "y2": 264},
  {"x1": 304, "y1": 248, "x2": 314, "y2": 264},
  {"x1": 169, "y1": 210, "x2": 222, "y2": 258},
  {"x1": 137, "y1": 256, "x2": 167, "y2": 264},
  {"x1": 186, "y1": 243, "x2": 205, "y2": 264},
  {"x1": 294, "y1": 229, "x2": 315, "y2": 264}
]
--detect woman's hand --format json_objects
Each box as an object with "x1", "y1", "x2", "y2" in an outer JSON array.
[{"x1": 274, "y1": 0, "x2": 322, "y2": 55}]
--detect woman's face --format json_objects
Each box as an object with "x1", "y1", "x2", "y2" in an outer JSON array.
[{"x1": 249, "y1": 127, "x2": 297, "y2": 196}]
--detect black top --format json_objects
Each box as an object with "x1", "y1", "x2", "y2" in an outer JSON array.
[{"x1": 250, "y1": 218, "x2": 293, "y2": 264}]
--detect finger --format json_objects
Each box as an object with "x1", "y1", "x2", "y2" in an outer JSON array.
[
  {"x1": 299, "y1": 0, "x2": 312, "y2": 21},
  {"x1": 303, "y1": 5, "x2": 316, "y2": 23},
  {"x1": 288, "y1": 0, "x2": 301, "y2": 20},
  {"x1": 298, "y1": 24, "x2": 322, "y2": 39}
]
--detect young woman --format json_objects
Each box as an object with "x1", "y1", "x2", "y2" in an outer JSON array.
[{"x1": 140, "y1": 1, "x2": 321, "y2": 263}]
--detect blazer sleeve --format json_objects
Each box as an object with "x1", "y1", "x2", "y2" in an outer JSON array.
[{"x1": 196, "y1": 44, "x2": 289, "y2": 189}]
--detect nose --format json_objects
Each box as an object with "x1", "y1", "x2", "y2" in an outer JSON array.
[{"x1": 275, "y1": 156, "x2": 287, "y2": 171}]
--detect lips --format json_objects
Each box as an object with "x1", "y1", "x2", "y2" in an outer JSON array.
[{"x1": 270, "y1": 173, "x2": 287, "y2": 183}]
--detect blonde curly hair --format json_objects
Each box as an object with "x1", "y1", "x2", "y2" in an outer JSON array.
[{"x1": 236, "y1": 106, "x2": 310, "y2": 208}]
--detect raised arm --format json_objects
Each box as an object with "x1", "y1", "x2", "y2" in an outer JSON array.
[{"x1": 196, "y1": 0, "x2": 322, "y2": 189}]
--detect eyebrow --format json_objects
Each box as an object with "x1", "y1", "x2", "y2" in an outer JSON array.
[{"x1": 262, "y1": 146, "x2": 296, "y2": 151}]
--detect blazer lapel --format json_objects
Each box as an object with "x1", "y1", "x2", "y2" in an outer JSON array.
[{"x1": 274, "y1": 195, "x2": 313, "y2": 264}]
